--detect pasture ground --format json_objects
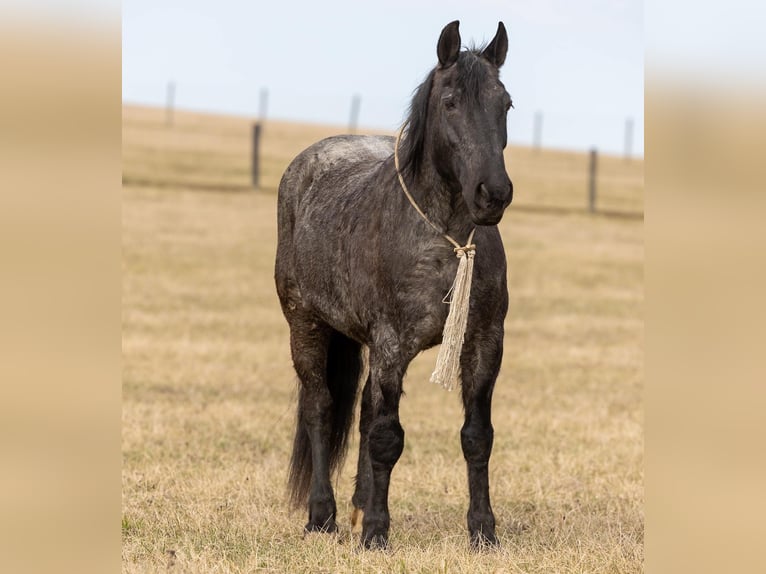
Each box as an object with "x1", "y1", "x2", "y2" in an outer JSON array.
[{"x1": 122, "y1": 106, "x2": 643, "y2": 573}]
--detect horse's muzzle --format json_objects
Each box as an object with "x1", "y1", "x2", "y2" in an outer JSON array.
[{"x1": 472, "y1": 179, "x2": 513, "y2": 225}]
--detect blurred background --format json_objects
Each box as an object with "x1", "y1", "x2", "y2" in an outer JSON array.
[
  {"x1": 123, "y1": 0, "x2": 644, "y2": 156},
  {"x1": 122, "y1": 1, "x2": 644, "y2": 217}
]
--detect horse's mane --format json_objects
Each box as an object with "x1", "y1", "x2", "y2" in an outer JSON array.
[{"x1": 398, "y1": 46, "x2": 492, "y2": 180}]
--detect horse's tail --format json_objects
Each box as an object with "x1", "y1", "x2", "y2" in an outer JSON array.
[{"x1": 288, "y1": 332, "x2": 364, "y2": 509}]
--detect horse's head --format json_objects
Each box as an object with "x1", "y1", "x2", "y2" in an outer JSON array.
[{"x1": 429, "y1": 21, "x2": 513, "y2": 226}]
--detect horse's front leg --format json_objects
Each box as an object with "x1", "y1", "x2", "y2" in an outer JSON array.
[
  {"x1": 360, "y1": 343, "x2": 406, "y2": 549},
  {"x1": 350, "y1": 373, "x2": 372, "y2": 532},
  {"x1": 460, "y1": 324, "x2": 504, "y2": 549}
]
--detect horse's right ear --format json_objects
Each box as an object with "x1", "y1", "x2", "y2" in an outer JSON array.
[
  {"x1": 437, "y1": 20, "x2": 461, "y2": 68},
  {"x1": 482, "y1": 22, "x2": 508, "y2": 68}
]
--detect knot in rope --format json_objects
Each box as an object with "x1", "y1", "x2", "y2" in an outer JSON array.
[{"x1": 454, "y1": 243, "x2": 476, "y2": 258}]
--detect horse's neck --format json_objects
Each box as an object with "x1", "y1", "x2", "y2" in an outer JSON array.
[{"x1": 410, "y1": 163, "x2": 474, "y2": 243}]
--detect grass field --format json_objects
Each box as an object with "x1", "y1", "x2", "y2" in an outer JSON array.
[{"x1": 122, "y1": 106, "x2": 643, "y2": 572}]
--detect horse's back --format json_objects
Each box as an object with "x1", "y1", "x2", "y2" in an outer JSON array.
[
  {"x1": 278, "y1": 135, "x2": 393, "y2": 208},
  {"x1": 275, "y1": 135, "x2": 393, "y2": 314}
]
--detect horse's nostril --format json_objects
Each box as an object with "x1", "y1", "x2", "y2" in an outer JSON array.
[{"x1": 477, "y1": 183, "x2": 505, "y2": 209}]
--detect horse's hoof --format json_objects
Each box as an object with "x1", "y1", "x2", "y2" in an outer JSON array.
[
  {"x1": 303, "y1": 520, "x2": 338, "y2": 536},
  {"x1": 470, "y1": 530, "x2": 499, "y2": 551},
  {"x1": 360, "y1": 522, "x2": 389, "y2": 550},
  {"x1": 350, "y1": 507, "x2": 364, "y2": 534},
  {"x1": 361, "y1": 532, "x2": 389, "y2": 550}
]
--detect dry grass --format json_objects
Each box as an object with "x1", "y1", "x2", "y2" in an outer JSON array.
[{"x1": 122, "y1": 106, "x2": 643, "y2": 572}]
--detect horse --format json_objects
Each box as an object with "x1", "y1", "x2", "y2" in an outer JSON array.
[{"x1": 275, "y1": 20, "x2": 513, "y2": 549}]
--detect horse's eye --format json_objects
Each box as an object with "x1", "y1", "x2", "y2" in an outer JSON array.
[{"x1": 442, "y1": 95, "x2": 457, "y2": 110}]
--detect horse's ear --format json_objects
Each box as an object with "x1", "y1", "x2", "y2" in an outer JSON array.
[
  {"x1": 437, "y1": 20, "x2": 461, "y2": 68},
  {"x1": 482, "y1": 22, "x2": 508, "y2": 68}
]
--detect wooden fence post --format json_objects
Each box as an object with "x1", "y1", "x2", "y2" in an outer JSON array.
[
  {"x1": 533, "y1": 111, "x2": 543, "y2": 151},
  {"x1": 166, "y1": 82, "x2": 175, "y2": 127},
  {"x1": 349, "y1": 94, "x2": 361, "y2": 133},
  {"x1": 624, "y1": 117, "x2": 633, "y2": 161},
  {"x1": 252, "y1": 123, "x2": 262, "y2": 189},
  {"x1": 259, "y1": 88, "x2": 269, "y2": 122},
  {"x1": 588, "y1": 148, "x2": 597, "y2": 213}
]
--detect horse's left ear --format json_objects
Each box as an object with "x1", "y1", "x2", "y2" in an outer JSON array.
[
  {"x1": 437, "y1": 20, "x2": 461, "y2": 68},
  {"x1": 482, "y1": 22, "x2": 508, "y2": 68}
]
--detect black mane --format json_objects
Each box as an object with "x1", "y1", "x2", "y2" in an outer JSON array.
[{"x1": 398, "y1": 47, "x2": 492, "y2": 180}]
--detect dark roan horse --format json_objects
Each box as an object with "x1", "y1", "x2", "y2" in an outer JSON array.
[{"x1": 275, "y1": 20, "x2": 513, "y2": 549}]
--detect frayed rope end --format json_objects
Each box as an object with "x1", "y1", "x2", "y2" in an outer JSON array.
[{"x1": 430, "y1": 242, "x2": 475, "y2": 391}]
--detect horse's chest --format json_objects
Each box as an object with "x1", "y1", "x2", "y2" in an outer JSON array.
[{"x1": 395, "y1": 253, "x2": 458, "y2": 346}]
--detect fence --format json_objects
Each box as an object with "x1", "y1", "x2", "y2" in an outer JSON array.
[{"x1": 122, "y1": 104, "x2": 643, "y2": 218}]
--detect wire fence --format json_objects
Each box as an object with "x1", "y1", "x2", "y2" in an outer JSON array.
[{"x1": 122, "y1": 104, "x2": 643, "y2": 218}]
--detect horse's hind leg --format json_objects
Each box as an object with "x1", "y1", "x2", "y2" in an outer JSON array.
[
  {"x1": 288, "y1": 314, "x2": 338, "y2": 533},
  {"x1": 459, "y1": 325, "x2": 504, "y2": 549}
]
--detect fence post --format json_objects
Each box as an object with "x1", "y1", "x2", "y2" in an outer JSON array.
[
  {"x1": 166, "y1": 81, "x2": 175, "y2": 127},
  {"x1": 533, "y1": 111, "x2": 543, "y2": 151},
  {"x1": 349, "y1": 94, "x2": 361, "y2": 133},
  {"x1": 252, "y1": 123, "x2": 262, "y2": 189},
  {"x1": 258, "y1": 88, "x2": 269, "y2": 122},
  {"x1": 588, "y1": 148, "x2": 597, "y2": 213},
  {"x1": 624, "y1": 117, "x2": 633, "y2": 161}
]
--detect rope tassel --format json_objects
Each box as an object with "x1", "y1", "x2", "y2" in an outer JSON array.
[{"x1": 430, "y1": 235, "x2": 475, "y2": 391}]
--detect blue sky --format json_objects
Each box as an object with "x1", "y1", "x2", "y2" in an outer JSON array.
[{"x1": 123, "y1": 0, "x2": 643, "y2": 155}]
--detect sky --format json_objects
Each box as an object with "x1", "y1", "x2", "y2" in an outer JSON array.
[{"x1": 123, "y1": 0, "x2": 644, "y2": 156}]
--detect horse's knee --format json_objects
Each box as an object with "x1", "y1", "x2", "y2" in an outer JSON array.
[
  {"x1": 368, "y1": 417, "x2": 404, "y2": 468},
  {"x1": 461, "y1": 425, "x2": 494, "y2": 465},
  {"x1": 292, "y1": 350, "x2": 326, "y2": 385}
]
